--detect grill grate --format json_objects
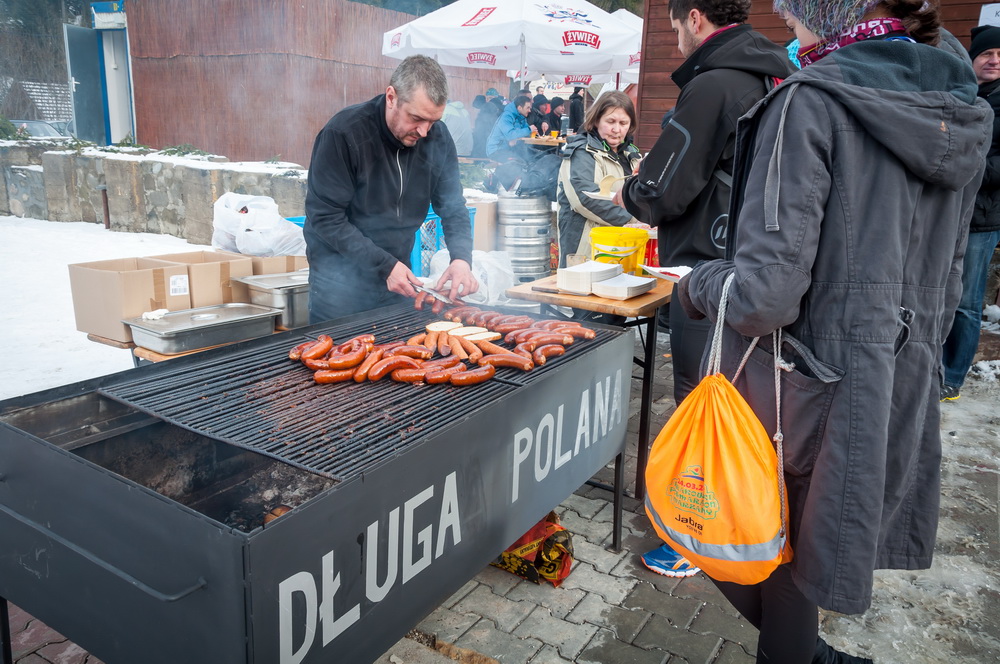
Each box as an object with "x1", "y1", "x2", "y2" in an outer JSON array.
[{"x1": 99, "y1": 305, "x2": 622, "y2": 480}]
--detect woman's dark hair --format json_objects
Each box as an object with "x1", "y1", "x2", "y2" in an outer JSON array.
[
  {"x1": 883, "y1": 0, "x2": 939, "y2": 45},
  {"x1": 582, "y1": 91, "x2": 637, "y2": 139},
  {"x1": 668, "y1": 0, "x2": 750, "y2": 26}
]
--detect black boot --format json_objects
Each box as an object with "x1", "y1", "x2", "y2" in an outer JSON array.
[{"x1": 813, "y1": 638, "x2": 874, "y2": 664}]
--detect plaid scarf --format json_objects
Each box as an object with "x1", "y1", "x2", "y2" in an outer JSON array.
[{"x1": 797, "y1": 17, "x2": 910, "y2": 66}]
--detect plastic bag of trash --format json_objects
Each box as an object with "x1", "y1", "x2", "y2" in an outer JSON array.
[
  {"x1": 212, "y1": 192, "x2": 306, "y2": 257},
  {"x1": 426, "y1": 249, "x2": 515, "y2": 306}
]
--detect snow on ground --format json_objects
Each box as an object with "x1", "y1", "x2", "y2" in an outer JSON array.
[{"x1": 0, "y1": 216, "x2": 208, "y2": 399}]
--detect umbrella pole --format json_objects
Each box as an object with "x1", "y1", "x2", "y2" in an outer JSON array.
[{"x1": 520, "y1": 35, "x2": 526, "y2": 90}]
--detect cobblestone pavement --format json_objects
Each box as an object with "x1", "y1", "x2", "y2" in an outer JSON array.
[{"x1": 7, "y1": 330, "x2": 1000, "y2": 664}]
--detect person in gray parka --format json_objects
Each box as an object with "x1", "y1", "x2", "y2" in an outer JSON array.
[{"x1": 674, "y1": 0, "x2": 992, "y2": 661}]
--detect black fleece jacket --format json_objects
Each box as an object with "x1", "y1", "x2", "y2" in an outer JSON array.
[
  {"x1": 621, "y1": 24, "x2": 795, "y2": 267},
  {"x1": 972, "y1": 78, "x2": 1000, "y2": 232},
  {"x1": 304, "y1": 94, "x2": 473, "y2": 288}
]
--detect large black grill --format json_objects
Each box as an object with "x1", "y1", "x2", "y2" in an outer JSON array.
[{"x1": 0, "y1": 303, "x2": 632, "y2": 664}]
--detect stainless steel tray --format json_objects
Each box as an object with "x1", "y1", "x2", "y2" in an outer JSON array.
[
  {"x1": 122, "y1": 303, "x2": 280, "y2": 353},
  {"x1": 234, "y1": 271, "x2": 310, "y2": 329}
]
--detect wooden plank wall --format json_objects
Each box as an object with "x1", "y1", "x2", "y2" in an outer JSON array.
[
  {"x1": 635, "y1": 0, "x2": 986, "y2": 152},
  {"x1": 126, "y1": 0, "x2": 507, "y2": 167}
]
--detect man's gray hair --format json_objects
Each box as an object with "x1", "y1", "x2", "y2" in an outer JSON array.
[{"x1": 389, "y1": 55, "x2": 449, "y2": 106}]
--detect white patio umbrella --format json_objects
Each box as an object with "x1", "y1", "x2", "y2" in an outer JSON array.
[
  {"x1": 382, "y1": 0, "x2": 641, "y2": 85},
  {"x1": 503, "y1": 9, "x2": 642, "y2": 89}
]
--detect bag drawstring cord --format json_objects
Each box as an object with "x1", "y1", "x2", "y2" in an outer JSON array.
[{"x1": 710, "y1": 272, "x2": 790, "y2": 543}]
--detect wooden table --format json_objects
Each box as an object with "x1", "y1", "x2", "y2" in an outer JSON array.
[
  {"x1": 520, "y1": 136, "x2": 566, "y2": 148},
  {"x1": 88, "y1": 328, "x2": 289, "y2": 366},
  {"x1": 506, "y1": 275, "x2": 673, "y2": 501}
]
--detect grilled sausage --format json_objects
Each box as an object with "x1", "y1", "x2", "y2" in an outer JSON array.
[
  {"x1": 512, "y1": 342, "x2": 534, "y2": 360},
  {"x1": 384, "y1": 344, "x2": 433, "y2": 360},
  {"x1": 353, "y1": 347, "x2": 387, "y2": 382},
  {"x1": 449, "y1": 334, "x2": 469, "y2": 360},
  {"x1": 325, "y1": 339, "x2": 368, "y2": 369},
  {"x1": 425, "y1": 363, "x2": 466, "y2": 384},
  {"x1": 478, "y1": 353, "x2": 533, "y2": 371},
  {"x1": 431, "y1": 298, "x2": 445, "y2": 315},
  {"x1": 414, "y1": 289, "x2": 430, "y2": 310},
  {"x1": 422, "y1": 355, "x2": 462, "y2": 370},
  {"x1": 313, "y1": 368, "x2": 357, "y2": 383},
  {"x1": 301, "y1": 335, "x2": 334, "y2": 361},
  {"x1": 288, "y1": 341, "x2": 314, "y2": 361},
  {"x1": 493, "y1": 321, "x2": 533, "y2": 334},
  {"x1": 532, "y1": 344, "x2": 565, "y2": 366},
  {"x1": 391, "y1": 367, "x2": 427, "y2": 383},
  {"x1": 473, "y1": 339, "x2": 510, "y2": 357},
  {"x1": 450, "y1": 364, "x2": 496, "y2": 386},
  {"x1": 532, "y1": 320, "x2": 580, "y2": 330},
  {"x1": 520, "y1": 333, "x2": 574, "y2": 351},
  {"x1": 368, "y1": 356, "x2": 421, "y2": 381},
  {"x1": 453, "y1": 334, "x2": 483, "y2": 362},
  {"x1": 438, "y1": 335, "x2": 452, "y2": 357},
  {"x1": 558, "y1": 325, "x2": 596, "y2": 340},
  {"x1": 406, "y1": 332, "x2": 427, "y2": 346},
  {"x1": 425, "y1": 330, "x2": 440, "y2": 354},
  {"x1": 336, "y1": 334, "x2": 376, "y2": 354}
]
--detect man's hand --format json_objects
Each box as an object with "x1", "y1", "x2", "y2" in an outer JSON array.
[
  {"x1": 386, "y1": 261, "x2": 420, "y2": 298},
  {"x1": 434, "y1": 259, "x2": 478, "y2": 302},
  {"x1": 612, "y1": 187, "x2": 626, "y2": 208},
  {"x1": 675, "y1": 273, "x2": 706, "y2": 321},
  {"x1": 541, "y1": 121, "x2": 550, "y2": 134}
]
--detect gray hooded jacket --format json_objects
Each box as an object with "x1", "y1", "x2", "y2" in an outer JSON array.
[{"x1": 683, "y1": 39, "x2": 992, "y2": 614}]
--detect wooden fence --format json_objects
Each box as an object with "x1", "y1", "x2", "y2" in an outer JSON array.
[{"x1": 127, "y1": 0, "x2": 508, "y2": 167}]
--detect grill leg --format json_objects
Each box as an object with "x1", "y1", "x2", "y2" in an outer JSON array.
[
  {"x1": 611, "y1": 453, "x2": 624, "y2": 552},
  {"x1": 633, "y1": 311, "x2": 658, "y2": 501},
  {"x1": 1, "y1": 597, "x2": 12, "y2": 664}
]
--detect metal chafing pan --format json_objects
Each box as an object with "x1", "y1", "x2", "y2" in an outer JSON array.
[
  {"x1": 233, "y1": 271, "x2": 310, "y2": 328},
  {"x1": 122, "y1": 303, "x2": 280, "y2": 353}
]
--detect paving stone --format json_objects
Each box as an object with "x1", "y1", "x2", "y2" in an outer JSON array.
[
  {"x1": 572, "y1": 537, "x2": 628, "y2": 574},
  {"x1": 559, "y1": 561, "x2": 637, "y2": 604},
  {"x1": 525, "y1": 644, "x2": 573, "y2": 663},
  {"x1": 416, "y1": 605, "x2": 479, "y2": 644},
  {"x1": 441, "y1": 579, "x2": 479, "y2": 608},
  {"x1": 453, "y1": 585, "x2": 534, "y2": 633},
  {"x1": 576, "y1": 627, "x2": 670, "y2": 664},
  {"x1": 559, "y1": 493, "x2": 606, "y2": 519},
  {"x1": 455, "y1": 618, "x2": 543, "y2": 664},
  {"x1": 712, "y1": 640, "x2": 756, "y2": 664},
  {"x1": 565, "y1": 590, "x2": 651, "y2": 642},
  {"x1": 7, "y1": 604, "x2": 32, "y2": 633},
  {"x1": 558, "y1": 509, "x2": 617, "y2": 545},
  {"x1": 512, "y1": 606, "x2": 599, "y2": 661},
  {"x1": 14, "y1": 655, "x2": 50, "y2": 664},
  {"x1": 633, "y1": 614, "x2": 722, "y2": 664},
  {"x1": 688, "y1": 603, "x2": 758, "y2": 649},
  {"x1": 671, "y1": 575, "x2": 742, "y2": 617},
  {"x1": 624, "y1": 583, "x2": 702, "y2": 627},
  {"x1": 474, "y1": 564, "x2": 523, "y2": 596},
  {"x1": 37, "y1": 640, "x2": 91, "y2": 664},
  {"x1": 12, "y1": 619, "x2": 66, "y2": 659},
  {"x1": 504, "y1": 582, "x2": 585, "y2": 620}
]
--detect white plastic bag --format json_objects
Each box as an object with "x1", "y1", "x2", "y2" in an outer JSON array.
[
  {"x1": 426, "y1": 249, "x2": 516, "y2": 306},
  {"x1": 212, "y1": 192, "x2": 306, "y2": 257}
]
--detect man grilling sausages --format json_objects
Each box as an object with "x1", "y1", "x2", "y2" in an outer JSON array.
[{"x1": 304, "y1": 55, "x2": 478, "y2": 322}]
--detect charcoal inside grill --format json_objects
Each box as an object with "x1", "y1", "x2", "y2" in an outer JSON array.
[{"x1": 3, "y1": 392, "x2": 335, "y2": 532}]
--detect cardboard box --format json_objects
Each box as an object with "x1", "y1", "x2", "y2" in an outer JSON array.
[
  {"x1": 467, "y1": 199, "x2": 497, "y2": 252},
  {"x1": 148, "y1": 250, "x2": 254, "y2": 307},
  {"x1": 251, "y1": 255, "x2": 308, "y2": 275},
  {"x1": 68, "y1": 257, "x2": 192, "y2": 343}
]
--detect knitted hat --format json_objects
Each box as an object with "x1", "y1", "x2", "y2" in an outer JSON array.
[
  {"x1": 485, "y1": 87, "x2": 500, "y2": 96},
  {"x1": 969, "y1": 25, "x2": 1000, "y2": 61},
  {"x1": 550, "y1": 96, "x2": 565, "y2": 109},
  {"x1": 773, "y1": 0, "x2": 881, "y2": 41}
]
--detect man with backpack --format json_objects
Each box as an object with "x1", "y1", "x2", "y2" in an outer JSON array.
[
  {"x1": 619, "y1": 0, "x2": 794, "y2": 405},
  {"x1": 617, "y1": 0, "x2": 794, "y2": 579}
]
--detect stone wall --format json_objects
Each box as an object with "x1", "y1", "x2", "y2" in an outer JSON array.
[{"x1": 0, "y1": 140, "x2": 307, "y2": 248}]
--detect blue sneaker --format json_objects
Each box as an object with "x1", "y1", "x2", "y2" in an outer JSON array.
[{"x1": 641, "y1": 545, "x2": 700, "y2": 578}]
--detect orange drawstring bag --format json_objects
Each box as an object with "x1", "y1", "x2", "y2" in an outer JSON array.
[{"x1": 645, "y1": 274, "x2": 792, "y2": 584}]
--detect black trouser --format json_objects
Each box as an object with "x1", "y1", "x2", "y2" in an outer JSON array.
[
  {"x1": 669, "y1": 300, "x2": 714, "y2": 405},
  {"x1": 712, "y1": 564, "x2": 819, "y2": 663}
]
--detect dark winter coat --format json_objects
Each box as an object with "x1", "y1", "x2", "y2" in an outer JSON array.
[
  {"x1": 567, "y1": 92, "x2": 585, "y2": 132},
  {"x1": 682, "y1": 40, "x2": 991, "y2": 614},
  {"x1": 304, "y1": 94, "x2": 473, "y2": 320},
  {"x1": 556, "y1": 132, "x2": 641, "y2": 264},
  {"x1": 621, "y1": 24, "x2": 795, "y2": 268},
  {"x1": 972, "y1": 78, "x2": 1000, "y2": 232}
]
